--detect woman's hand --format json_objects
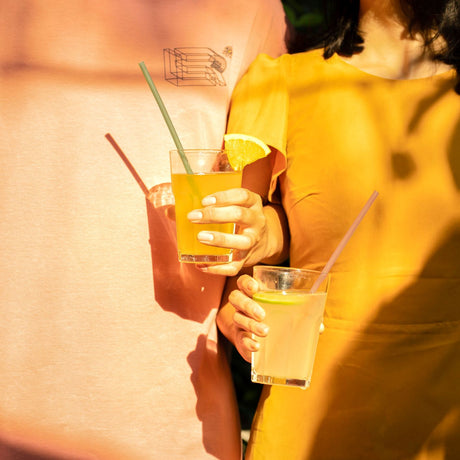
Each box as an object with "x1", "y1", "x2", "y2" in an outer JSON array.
[
  {"x1": 217, "y1": 270, "x2": 325, "y2": 363},
  {"x1": 188, "y1": 188, "x2": 287, "y2": 276},
  {"x1": 219, "y1": 273, "x2": 269, "y2": 362},
  {"x1": 187, "y1": 187, "x2": 268, "y2": 276}
]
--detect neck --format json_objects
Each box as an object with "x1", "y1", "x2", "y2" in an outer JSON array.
[{"x1": 342, "y1": 0, "x2": 450, "y2": 79}]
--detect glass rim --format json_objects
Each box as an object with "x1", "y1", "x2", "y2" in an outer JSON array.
[
  {"x1": 169, "y1": 148, "x2": 225, "y2": 155},
  {"x1": 253, "y1": 265, "x2": 326, "y2": 276},
  {"x1": 253, "y1": 265, "x2": 330, "y2": 292}
]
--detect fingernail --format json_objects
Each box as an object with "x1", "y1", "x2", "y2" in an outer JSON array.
[
  {"x1": 187, "y1": 210, "x2": 203, "y2": 222},
  {"x1": 201, "y1": 195, "x2": 216, "y2": 206},
  {"x1": 197, "y1": 231, "x2": 214, "y2": 242},
  {"x1": 254, "y1": 305, "x2": 265, "y2": 320},
  {"x1": 256, "y1": 324, "x2": 269, "y2": 336}
]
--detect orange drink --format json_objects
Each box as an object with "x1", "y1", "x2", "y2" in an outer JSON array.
[{"x1": 170, "y1": 149, "x2": 242, "y2": 263}]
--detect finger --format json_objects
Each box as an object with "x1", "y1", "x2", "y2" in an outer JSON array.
[
  {"x1": 234, "y1": 311, "x2": 269, "y2": 337},
  {"x1": 195, "y1": 261, "x2": 244, "y2": 277},
  {"x1": 236, "y1": 274, "x2": 259, "y2": 297},
  {"x1": 229, "y1": 288, "x2": 265, "y2": 320},
  {"x1": 202, "y1": 188, "x2": 261, "y2": 207},
  {"x1": 196, "y1": 231, "x2": 253, "y2": 250},
  {"x1": 239, "y1": 332, "x2": 260, "y2": 352},
  {"x1": 188, "y1": 205, "x2": 251, "y2": 225},
  {"x1": 236, "y1": 332, "x2": 258, "y2": 363}
]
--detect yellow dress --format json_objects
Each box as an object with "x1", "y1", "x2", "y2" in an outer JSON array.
[{"x1": 227, "y1": 50, "x2": 460, "y2": 459}]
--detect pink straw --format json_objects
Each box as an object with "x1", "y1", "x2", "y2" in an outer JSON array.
[
  {"x1": 310, "y1": 190, "x2": 379, "y2": 293},
  {"x1": 105, "y1": 133, "x2": 150, "y2": 197}
]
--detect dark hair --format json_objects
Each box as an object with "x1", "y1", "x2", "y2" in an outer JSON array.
[
  {"x1": 285, "y1": 0, "x2": 362, "y2": 55},
  {"x1": 401, "y1": 0, "x2": 460, "y2": 93},
  {"x1": 286, "y1": 0, "x2": 460, "y2": 93}
]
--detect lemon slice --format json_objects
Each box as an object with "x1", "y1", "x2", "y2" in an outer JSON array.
[{"x1": 224, "y1": 133, "x2": 271, "y2": 171}]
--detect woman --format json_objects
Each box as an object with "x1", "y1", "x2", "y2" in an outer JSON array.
[{"x1": 215, "y1": 0, "x2": 460, "y2": 458}]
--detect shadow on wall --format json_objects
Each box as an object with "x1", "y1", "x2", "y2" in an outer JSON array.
[
  {"x1": 187, "y1": 334, "x2": 242, "y2": 459},
  {"x1": 146, "y1": 182, "x2": 226, "y2": 322}
]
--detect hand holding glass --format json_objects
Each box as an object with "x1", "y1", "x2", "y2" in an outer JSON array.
[
  {"x1": 170, "y1": 149, "x2": 242, "y2": 263},
  {"x1": 251, "y1": 266, "x2": 329, "y2": 389}
]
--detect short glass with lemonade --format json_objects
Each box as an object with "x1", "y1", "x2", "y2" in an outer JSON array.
[{"x1": 251, "y1": 265, "x2": 330, "y2": 389}]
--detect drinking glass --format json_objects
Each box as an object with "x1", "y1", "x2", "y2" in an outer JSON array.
[
  {"x1": 251, "y1": 265, "x2": 330, "y2": 389},
  {"x1": 170, "y1": 149, "x2": 242, "y2": 263}
]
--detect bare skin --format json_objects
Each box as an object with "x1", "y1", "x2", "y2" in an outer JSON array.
[{"x1": 342, "y1": 0, "x2": 451, "y2": 80}]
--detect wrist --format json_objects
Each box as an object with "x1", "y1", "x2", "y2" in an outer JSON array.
[{"x1": 260, "y1": 205, "x2": 289, "y2": 264}]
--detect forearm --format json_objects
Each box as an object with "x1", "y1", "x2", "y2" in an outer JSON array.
[
  {"x1": 217, "y1": 274, "x2": 241, "y2": 345},
  {"x1": 259, "y1": 203, "x2": 289, "y2": 266}
]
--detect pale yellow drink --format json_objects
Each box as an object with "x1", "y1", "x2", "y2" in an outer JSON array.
[
  {"x1": 171, "y1": 170, "x2": 241, "y2": 263},
  {"x1": 252, "y1": 290, "x2": 327, "y2": 389}
]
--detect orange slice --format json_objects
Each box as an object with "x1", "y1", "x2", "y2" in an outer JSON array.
[{"x1": 224, "y1": 133, "x2": 271, "y2": 171}]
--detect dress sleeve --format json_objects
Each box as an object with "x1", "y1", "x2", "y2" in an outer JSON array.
[{"x1": 227, "y1": 53, "x2": 288, "y2": 201}]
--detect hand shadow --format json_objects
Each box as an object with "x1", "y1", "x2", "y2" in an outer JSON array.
[
  {"x1": 105, "y1": 134, "x2": 226, "y2": 323},
  {"x1": 187, "y1": 334, "x2": 241, "y2": 459},
  {"x1": 145, "y1": 183, "x2": 226, "y2": 322}
]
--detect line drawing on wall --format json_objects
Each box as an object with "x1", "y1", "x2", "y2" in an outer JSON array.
[{"x1": 163, "y1": 47, "x2": 227, "y2": 87}]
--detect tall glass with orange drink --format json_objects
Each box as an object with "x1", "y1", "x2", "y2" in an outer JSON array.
[{"x1": 170, "y1": 149, "x2": 242, "y2": 263}]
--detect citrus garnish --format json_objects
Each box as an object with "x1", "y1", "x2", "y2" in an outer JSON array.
[{"x1": 224, "y1": 133, "x2": 271, "y2": 171}]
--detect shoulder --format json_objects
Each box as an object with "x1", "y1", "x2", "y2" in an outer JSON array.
[
  {"x1": 252, "y1": 49, "x2": 328, "y2": 73},
  {"x1": 233, "y1": 48, "x2": 334, "y2": 99},
  {"x1": 285, "y1": 49, "x2": 331, "y2": 79},
  {"x1": 244, "y1": 49, "x2": 329, "y2": 85}
]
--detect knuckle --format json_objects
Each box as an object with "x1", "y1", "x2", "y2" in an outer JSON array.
[
  {"x1": 210, "y1": 233, "x2": 223, "y2": 245},
  {"x1": 206, "y1": 207, "x2": 218, "y2": 221},
  {"x1": 232, "y1": 206, "x2": 244, "y2": 221},
  {"x1": 242, "y1": 188, "x2": 252, "y2": 202},
  {"x1": 233, "y1": 312, "x2": 245, "y2": 327},
  {"x1": 249, "y1": 319, "x2": 259, "y2": 332},
  {"x1": 242, "y1": 335, "x2": 257, "y2": 351},
  {"x1": 254, "y1": 192, "x2": 263, "y2": 207},
  {"x1": 242, "y1": 296, "x2": 255, "y2": 314},
  {"x1": 242, "y1": 229, "x2": 259, "y2": 249},
  {"x1": 236, "y1": 274, "x2": 251, "y2": 290},
  {"x1": 228, "y1": 289, "x2": 241, "y2": 306}
]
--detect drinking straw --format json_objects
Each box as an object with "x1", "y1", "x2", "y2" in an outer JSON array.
[
  {"x1": 138, "y1": 61, "x2": 193, "y2": 174},
  {"x1": 105, "y1": 133, "x2": 150, "y2": 197},
  {"x1": 310, "y1": 190, "x2": 379, "y2": 293}
]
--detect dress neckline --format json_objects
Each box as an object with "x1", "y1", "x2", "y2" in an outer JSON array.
[{"x1": 331, "y1": 53, "x2": 455, "y2": 83}]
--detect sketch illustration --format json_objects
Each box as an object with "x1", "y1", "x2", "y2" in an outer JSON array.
[{"x1": 164, "y1": 47, "x2": 228, "y2": 87}]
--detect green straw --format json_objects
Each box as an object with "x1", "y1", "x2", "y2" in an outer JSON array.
[{"x1": 138, "y1": 61, "x2": 193, "y2": 174}]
